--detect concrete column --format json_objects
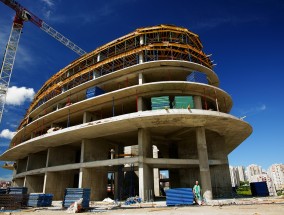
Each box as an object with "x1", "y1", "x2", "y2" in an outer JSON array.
[
  {"x1": 83, "y1": 111, "x2": 97, "y2": 123},
  {"x1": 153, "y1": 146, "x2": 160, "y2": 196},
  {"x1": 139, "y1": 36, "x2": 144, "y2": 64},
  {"x1": 43, "y1": 173, "x2": 47, "y2": 193},
  {"x1": 140, "y1": 35, "x2": 144, "y2": 45},
  {"x1": 93, "y1": 71, "x2": 100, "y2": 79},
  {"x1": 196, "y1": 127, "x2": 212, "y2": 200},
  {"x1": 138, "y1": 73, "x2": 144, "y2": 85},
  {"x1": 97, "y1": 53, "x2": 101, "y2": 62},
  {"x1": 26, "y1": 156, "x2": 30, "y2": 172},
  {"x1": 194, "y1": 95, "x2": 202, "y2": 109},
  {"x1": 46, "y1": 149, "x2": 50, "y2": 167},
  {"x1": 114, "y1": 145, "x2": 124, "y2": 200},
  {"x1": 137, "y1": 97, "x2": 144, "y2": 111},
  {"x1": 78, "y1": 140, "x2": 85, "y2": 188},
  {"x1": 138, "y1": 128, "x2": 153, "y2": 201}
]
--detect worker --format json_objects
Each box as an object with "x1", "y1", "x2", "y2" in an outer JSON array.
[{"x1": 193, "y1": 180, "x2": 202, "y2": 205}]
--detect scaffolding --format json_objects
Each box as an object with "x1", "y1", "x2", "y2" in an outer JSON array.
[{"x1": 18, "y1": 24, "x2": 213, "y2": 130}]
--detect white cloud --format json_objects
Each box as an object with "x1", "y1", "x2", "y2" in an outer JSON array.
[
  {"x1": 0, "y1": 129, "x2": 15, "y2": 139},
  {"x1": 238, "y1": 103, "x2": 267, "y2": 117},
  {"x1": 40, "y1": 0, "x2": 54, "y2": 7},
  {"x1": 40, "y1": 0, "x2": 55, "y2": 20},
  {"x1": 6, "y1": 86, "x2": 35, "y2": 106}
]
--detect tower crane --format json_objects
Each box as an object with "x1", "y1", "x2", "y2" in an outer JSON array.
[{"x1": 0, "y1": 0, "x2": 87, "y2": 124}]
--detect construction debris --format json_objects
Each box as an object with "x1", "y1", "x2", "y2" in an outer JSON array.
[{"x1": 124, "y1": 196, "x2": 142, "y2": 205}]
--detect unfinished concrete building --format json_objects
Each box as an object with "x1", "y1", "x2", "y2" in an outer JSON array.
[{"x1": 0, "y1": 24, "x2": 252, "y2": 201}]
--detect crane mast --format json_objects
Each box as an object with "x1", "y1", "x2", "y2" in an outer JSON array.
[
  {"x1": 0, "y1": 20, "x2": 23, "y2": 124},
  {"x1": 0, "y1": 0, "x2": 87, "y2": 124}
]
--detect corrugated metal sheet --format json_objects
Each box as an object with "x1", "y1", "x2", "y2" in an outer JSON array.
[
  {"x1": 166, "y1": 188, "x2": 194, "y2": 206},
  {"x1": 151, "y1": 96, "x2": 170, "y2": 110},
  {"x1": 187, "y1": 71, "x2": 208, "y2": 84},
  {"x1": 63, "y1": 188, "x2": 91, "y2": 208},
  {"x1": 28, "y1": 193, "x2": 53, "y2": 207},
  {"x1": 173, "y1": 96, "x2": 194, "y2": 109},
  {"x1": 86, "y1": 86, "x2": 105, "y2": 99}
]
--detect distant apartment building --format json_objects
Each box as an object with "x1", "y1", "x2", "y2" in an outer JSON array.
[
  {"x1": 268, "y1": 164, "x2": 284, "y2": 191},
  {"x1": 246, "y1": 164, "x2": 263, "y2": 182},
  {"x1": 237, "y1": 166, "x2": 246, "y2": 181},
  {"x1": 229, "y1": 166, "x2": 240, "y2": 187}
]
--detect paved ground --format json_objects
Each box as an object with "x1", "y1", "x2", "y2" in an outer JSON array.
[{"x1": 1, "y1": 197, "x2": 284, "y2": 214}]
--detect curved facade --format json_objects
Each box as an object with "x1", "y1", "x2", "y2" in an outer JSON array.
[{"x1": 1, "y1": 24, "x2": 252, "y2": 201}]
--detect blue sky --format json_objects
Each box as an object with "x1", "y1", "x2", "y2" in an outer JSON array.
[{"x1": 0, "y1": 0, "x2": 283, "y2": 180}]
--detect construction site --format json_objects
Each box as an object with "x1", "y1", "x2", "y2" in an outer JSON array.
[{"x1": 0, "y1": 0, "x2": 258, "y2": 213}]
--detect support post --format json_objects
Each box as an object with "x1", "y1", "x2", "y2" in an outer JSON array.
[
  {"x1": 196, "y1": 127, "x2": 213, "y2": 200},
  {"x1": 78, "y1": 140, "x2": 85, "y2": 188},
  {"x1": 194, "y1": 95, "x2": 202, "y2": 109},
  {"x1": 138, "y1": 128, "x2": 153, "y2": 201}
]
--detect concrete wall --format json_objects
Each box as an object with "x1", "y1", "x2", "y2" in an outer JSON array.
[
  {"x1": 13, "y1": 177, "x2": 25, "y2": 187},
  {"x1": 17, "y1": 157, "x2": 28, "y2": 174},
  {"x1": 81, "y1": 167, "x2": 108, "y2": 201},
  {"x1": 25, "y1": 175, "x2": 44, "y2": 193},
  {"x1": 206, "y1": 130, "x2": 232, "y2": 197},
  {"x1": 179, "y1": 168, "x2": 200, "y2": 188},
  {"x1": 177, "y1": 132, "x2": 198, "y2": 159},
  {"x1": 83, "y1": 138, "x2": 112, "y2": 162},
  {"x1": 210, "y1": 164, "x2": 232, "y2": 198},
  {"x1": 44, "y1": 171, "x2": 77, "y2": 200},
  {"x1": 27, "y1": 151, "x2": 47, "y2": 171},
  {"x1": 48, "y1": 146, "x2": 80, "y2": 167}
]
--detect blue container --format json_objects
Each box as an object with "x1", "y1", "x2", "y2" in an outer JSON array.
[
  {"x1": 187, "y1": 71, "x2": 208, "y2": 84},
  {"x1": 250, "y1": 182, "x2": 269, "y2": 197},
  {"x1": 86, "y1": 86, "x2": 105, "y2": 99},
  {"x1": 166, "y1": 188, "x2": 194, "y2": 206}
]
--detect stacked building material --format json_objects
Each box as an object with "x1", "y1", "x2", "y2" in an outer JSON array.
[
  {"x1": 62, "y1": 188, "x2": 90, "y2": 208},
  {"x1": 151, "y1": 96, "x2": 170, "y2": 110},
  {"x1": 0, "y1": 188, "x2": 7, "y2": 194},
  {"x1": 86, "y1": 86, "x2": 105, "y2": 99},
  {"x1": 0, "y1": 194, "x2": 28, "y2": 209},
  {"x1": 124, "y1": 196, "x2": 142, "y2": 205},
  {"x1": 187, "y1": 71, "x2": 208, "y2": 84},
  {"x1": 165, "y1": 188, "x2": 194, "y2": 206},
  {"x1": 7, "y1": 187, "x2": 28, "y2": 194},
  {"x1": 28, "y1": 193, "x2": 53, "y2": 207},
  {"x1": 173, "y1": 96, "x2": 194, "y2": 109}
]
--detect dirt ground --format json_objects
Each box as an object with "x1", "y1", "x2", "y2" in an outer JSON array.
[
  {"x1": 1, "y1": 204, "x2": 284, "y2": 215},
  {"x1": 1, "y1": 197, "x2": 284, "y2": 215}
]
